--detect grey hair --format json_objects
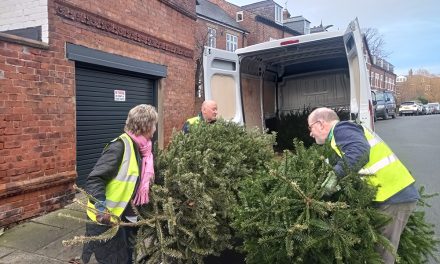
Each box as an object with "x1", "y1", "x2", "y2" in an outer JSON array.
[
  {"x1": 124, "y1": 104, "x2": 158, "y2": 136},
  {"x1": 309, "y1": 107, "x2": 340, "y2": 122}
]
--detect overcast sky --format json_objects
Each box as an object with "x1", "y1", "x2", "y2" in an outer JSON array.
[{"x1": 227, "y1": 0, "x2": 440, "y2": 76}]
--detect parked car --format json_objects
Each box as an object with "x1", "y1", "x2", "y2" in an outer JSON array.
[
  {"x1": 372, "y1": 90, "x2": 397, "y2": 120},
  {"x1": 427, "y1": 102, "x2": 440, "y2": 114},
  {"x1": 399, "y1": 101, "x2": 422, "y2": 116},
  {"x1": 423, "y1": 104, "x2": 433, "y2": 115}
]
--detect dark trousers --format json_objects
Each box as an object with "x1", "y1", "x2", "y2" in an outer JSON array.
[{"x1": 82, "y1": 222, "x2": 138, "y2": 264}]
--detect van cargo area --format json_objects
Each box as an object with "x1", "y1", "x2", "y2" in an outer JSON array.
[
  {"x1": 238, "y1": 33, "x2": 351, "y2": 129},
  {"x1": 203, "y1": 19, "x2": 373, "y2": 137}
]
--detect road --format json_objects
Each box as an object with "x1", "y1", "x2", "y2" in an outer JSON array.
[{"x1": 374, "y1": 114, "x2": 440, "y2": 262}]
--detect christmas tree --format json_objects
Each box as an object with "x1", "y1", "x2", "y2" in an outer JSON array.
[
  {"x1": 233, "y1": 140, "x2": 390, "y2": 264},
  {"x1": 233, "y1": 140, "x2": 439, "y2": 264},
  {"x1": 63, "y1": 121, "x2": 438, "y2": 263},
  {"x1": 134, "y1": 121, "x2": 276, "y2": 263}
]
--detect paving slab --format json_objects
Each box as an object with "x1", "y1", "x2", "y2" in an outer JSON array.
[
  {"x1": 0, "y1": 222, "x2": 67, "y2": 252},
  {"x1": 0, "y1": 246, "x2": 16, "y2": 258},
  {"x1": 65, "y1": 200, "x2": 87, "y2": 212},
  {"x1": 35, "y1": 226, "x2": 85, "y2": 261},
  {"x1": 32, "y1": 208, "x2": 86, "y2": 230},
  {"x1": 0, "y1": 249, "x2": 64, "y2": 264}
]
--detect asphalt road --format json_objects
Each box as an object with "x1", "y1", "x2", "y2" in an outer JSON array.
[{"x1": 374, "y1": 114, "x2": 440, "y2": 261}]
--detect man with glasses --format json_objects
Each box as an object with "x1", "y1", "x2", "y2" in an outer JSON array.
[{"x1": 307, "y1": 107, "x2": 419, "y2": 264}]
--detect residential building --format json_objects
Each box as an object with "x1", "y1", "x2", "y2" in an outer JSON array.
[
  {"x1": 240, "y1": 0, "x2": 300, "y2": 44},
  {"x1": 0, "y1": 0, "x2": 196, "y2": 226},
  {"x1": 363, "y1": 37, "x2": 397, "y2": 93},
  {"x1": 196, "y1": 0, "x2": 248, "y2": 52},
  {"x1": 194, "y1": 0, "x2": 300, "y2": 112},
  {"x1": 284, "y1": 15, "x2": 310, "y2": 35},
  {"x1": 207, "y1": 0, "x2": 300, "y2": 46}
]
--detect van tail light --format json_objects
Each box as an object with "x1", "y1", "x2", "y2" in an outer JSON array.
[
  {"x1": 280, "y1": 39, "x2": 299, "y2": 46},
  {"x1": 369, "y1": 100, "x2": 375, "y2": 131}
]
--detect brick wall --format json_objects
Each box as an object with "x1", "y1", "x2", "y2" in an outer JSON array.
[
  {"x1": 0, "y1": 39, "x2": 77, "y2": 226},
  {"x1": 0, "y1": 0, "x2": 49, "y2": 42},
  {"x1": 207, "y1": 0, "x2": 290, "y2": 45},
  {"x1": 244, "y1": 4, "x2": 275, "y2": 21},
  {"x1": 196, "y1": 18, "x2": 245, "y2": 52},
  {"x1": 0, "y1": 0, "x2": 196, "y2": 226}
]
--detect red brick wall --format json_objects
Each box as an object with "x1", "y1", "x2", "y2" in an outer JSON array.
[
  {"x1": 0, "y1": 0, "x2": 196, "y2": 226},
  {"x1": 196, "y1": 18, "x2": 245, "y2": 52},
  {"x1": 0, "y1": 40, "x2": 77, "y2": 226},
  {"x1": 207, "y1": 0, "x2": 288, "y2": 45},
  {"x1": 244, "y1": 4, "x2": 275, "y2": 21}
]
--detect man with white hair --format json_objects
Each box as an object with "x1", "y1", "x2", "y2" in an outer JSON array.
[
  {"x1": 182, "y1": 100, "x2": 218, "y2": 134},
  {"x1": 308, "y1": 107, "x2": 419, "y2": 264}
]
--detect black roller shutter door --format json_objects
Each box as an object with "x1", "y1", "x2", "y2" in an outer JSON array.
[{"x1": 76, "y1": 65, "x2": 155, "y2": 187}]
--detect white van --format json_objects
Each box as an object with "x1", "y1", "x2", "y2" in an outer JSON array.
[{"x1": 203, "y1": 19, "x2": 374, "y2": 131}]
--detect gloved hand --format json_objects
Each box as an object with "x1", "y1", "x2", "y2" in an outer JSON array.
[
  {"x1": 95, "y1": 201, "x2": 112, "y2": 225},
  {"x1": 321, "y1": 171, "x2": 340, "y2": 196}
]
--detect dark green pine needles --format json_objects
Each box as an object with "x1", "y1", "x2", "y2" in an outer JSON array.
[
  {"x1": 132, "y1": 121, "x2": 438, "y2": 264},
  {"x1": 135, "y1": 120, "x2": 276, "y2": 264},
  {"x1": 233, "y1": 140, "x2": 390, "y2": 264}
]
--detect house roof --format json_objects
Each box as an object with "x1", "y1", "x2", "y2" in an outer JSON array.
[
  {"x1": 196, "y1": 0, "x2": 248, "y2": 33},
  {"x1": 242, "y1": 0, "x2": 281, "y2": 9},
  {"x1": 255, "y1": 15, "x2": 301, "y2": 36},
  {"x1": 284, "y1": 15, "x2": 310, "y2": 23}
]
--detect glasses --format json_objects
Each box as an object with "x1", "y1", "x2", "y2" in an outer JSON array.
[{"x1": 308, "y1": 120, "x2": 321, "y2": 131}]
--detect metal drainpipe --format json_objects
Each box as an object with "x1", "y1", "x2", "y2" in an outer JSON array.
[{"x1": 259, "y1": 70, "x2": 265, "y2": 130}]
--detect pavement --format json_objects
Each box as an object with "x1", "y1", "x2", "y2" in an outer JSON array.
[{"x1": 0, "y1": 195, "x2": 97, "y2": 264}]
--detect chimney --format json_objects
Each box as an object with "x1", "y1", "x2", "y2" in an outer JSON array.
[{"x1": 283, "y1": 8, "x2": 290, "y2": 20}]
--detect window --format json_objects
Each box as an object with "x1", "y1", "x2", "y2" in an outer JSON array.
[
  {"x1": 375, "y1": 73, "x2": 379, "y2": 88},
  {"x1": 207, "y1": 28, "x2": 216, "y2": 48},
  {"x1": 226, "y1": 33, "x2": 238, "y2": 52},
  {"x1": 275, "y1": 5, "x2": 282, "y2": 24},
  {"x1": 304, "y1": 21, "x2": 310, "y2": 34},
  {"x1": 236, "y1": 11, "x2": 244, "y2": 22}
]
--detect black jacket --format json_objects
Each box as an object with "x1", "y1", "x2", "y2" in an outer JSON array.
[{"x1": 86, "y1": 137, "x2": 142, "y2": 204}]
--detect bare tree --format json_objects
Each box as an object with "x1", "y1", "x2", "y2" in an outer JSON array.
[
  {"x1": 363, "y1": 28, "x2": 391, "y2": 59},
  {"x1": 194, "y1": 29, "x2": 211, "y2": 99}
]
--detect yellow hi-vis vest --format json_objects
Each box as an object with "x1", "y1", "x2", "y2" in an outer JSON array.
[
  {"x1": 87, "y1": 133, "x2": 139, "y2": 223},
  {"x1": 330, "y1": 124, "x2": 415, "y2": 202},
  {"x1": 187, "y1": 116, "x2": 202, "y2": 126}
]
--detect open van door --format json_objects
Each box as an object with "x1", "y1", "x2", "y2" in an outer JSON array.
[
  {"x1": 344, "y1": 18, "x2": 375, "y2": 131},
  {"x1": 203, "y1": 47, "x2": 243, "y2": 125}
]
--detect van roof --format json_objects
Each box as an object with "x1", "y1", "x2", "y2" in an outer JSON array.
[
  {"x1": 235, "y1": 30, "x2": 349, "y2": 74},
  {"x1": 235, "y1": 31, "x2": 345, "y2": 55}
]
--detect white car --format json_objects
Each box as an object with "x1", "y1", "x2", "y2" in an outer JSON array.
[
  {"x1": 427, "y1": 102, "x2": 440, "y2": 114},
  {"x1": 399, "y1": 101, "x2": 422, "y2": 116}
]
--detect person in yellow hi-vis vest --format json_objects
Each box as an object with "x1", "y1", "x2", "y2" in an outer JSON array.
[
  {"x1": 307, "y1": 107, "x2": 419, "y2": 264},
  {"x1": 80, "y1": 104, "x2": 158, "y2": 264},
  {"x1": 182, "y1": 100, "x2": 218, "y2": 134}
]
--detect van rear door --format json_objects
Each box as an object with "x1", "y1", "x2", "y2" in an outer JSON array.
[
  {"x1": 203, "y1": 47, "x2": 243, "y2": 125},
  {"x1": 344, "y1": 18, "x2": 374, "y2": 130}
]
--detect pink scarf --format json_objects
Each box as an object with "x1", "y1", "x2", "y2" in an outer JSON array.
[{"x1": 126, "y1": 132, "x2": 154, "y2": 205}]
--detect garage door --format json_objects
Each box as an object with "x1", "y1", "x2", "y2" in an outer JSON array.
[{"x1": 76, "y1": 65, "x2": 155, "y2": 187}]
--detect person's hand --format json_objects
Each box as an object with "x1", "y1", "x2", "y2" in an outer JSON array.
[
  {"x1": 96, "y1": 211, "x2": 113, "y2": 225},
  {"x1": 321, "y1": 171, "x2": 340, "y2": 196},
  {"x1": 95, "y1": 201, "x2": 113, "y2": 225}
]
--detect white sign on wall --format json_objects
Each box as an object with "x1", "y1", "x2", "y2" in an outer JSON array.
[{"x1": 114, "y1": 90, "x2": 126, "y2": 101}]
